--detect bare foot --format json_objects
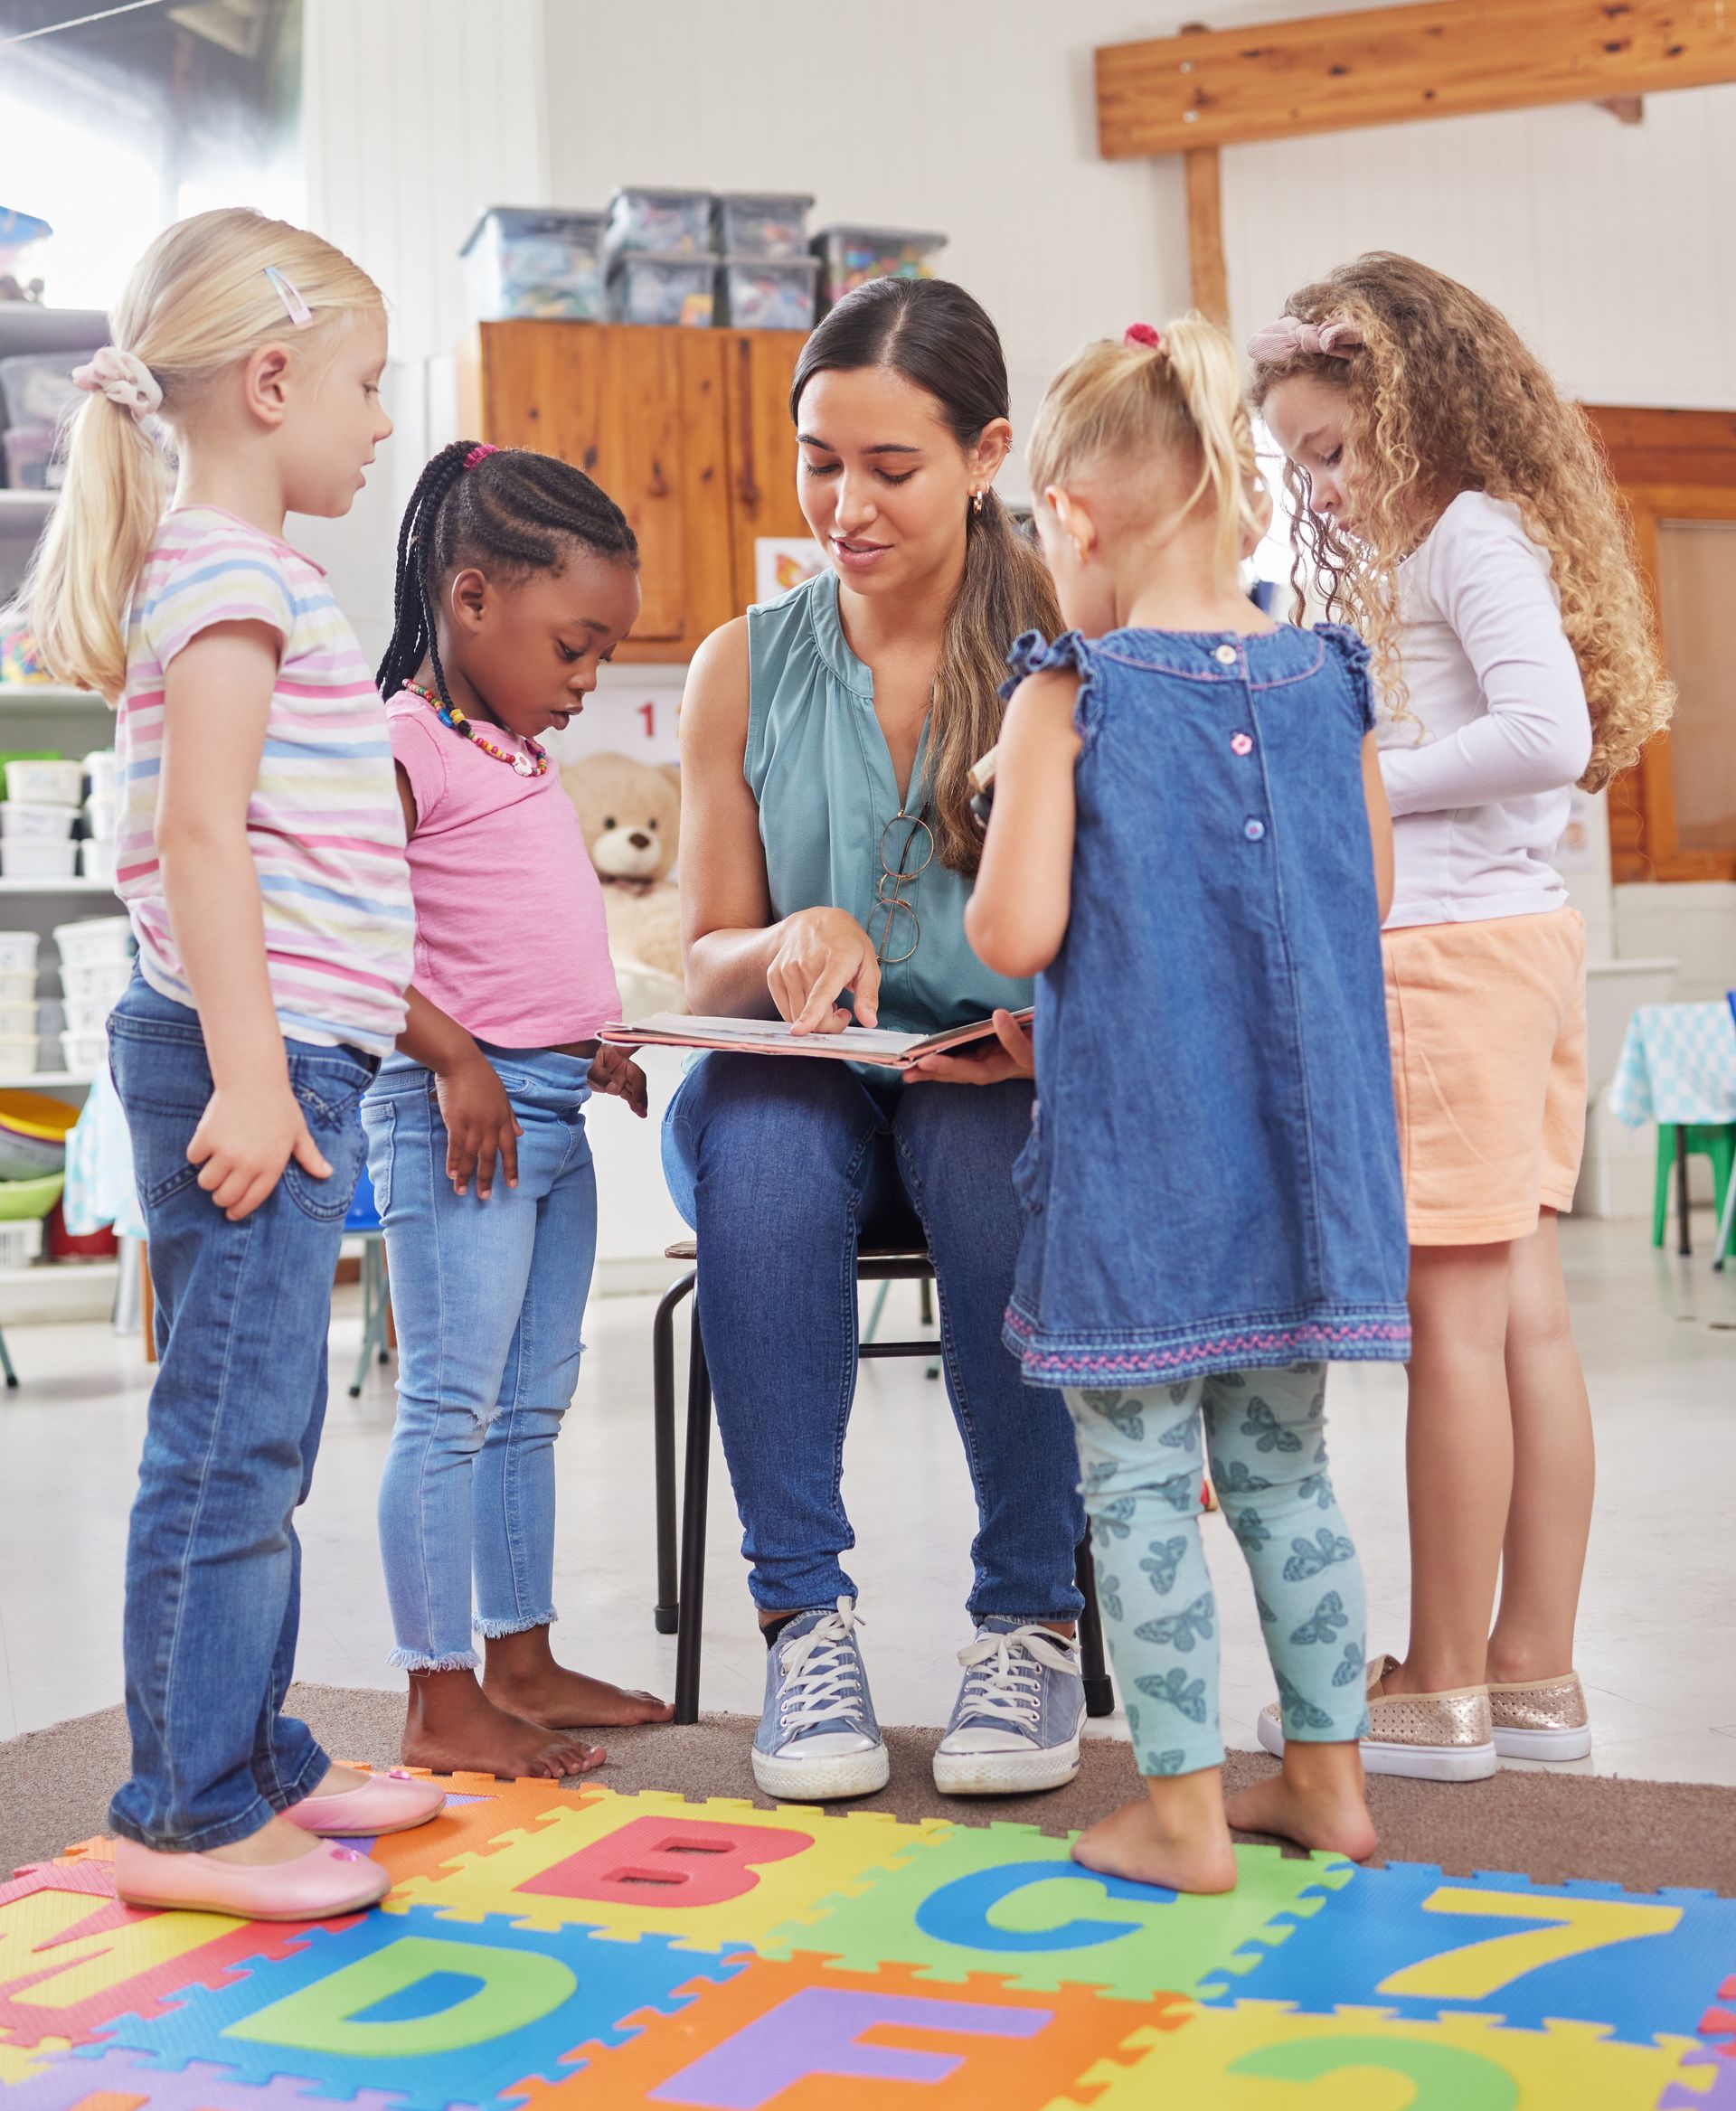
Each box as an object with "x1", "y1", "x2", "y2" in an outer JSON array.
[
  {"x1": 1226, "y1": 1743, "x2": 1377, "y2": 1861},
  {"x1": 483, "y1": 1626, "x2": 672, "y2": 1729},
  {"x1": 1072, "y1": 1788, "x2": 1238, "y2": 1896},
  {"x1": 401, "y1": 1669, "x2": 606, "y2": 1779}
]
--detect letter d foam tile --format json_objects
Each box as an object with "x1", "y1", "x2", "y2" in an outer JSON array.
[{"x1": 389, "y1": 1788, "x2": 946, "y2": 1953}]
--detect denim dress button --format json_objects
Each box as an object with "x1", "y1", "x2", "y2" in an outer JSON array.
[
  {"x1": 1214, "y1": 644, "x2": 1238, "y2": 665},
  {"x1": 1244, "y1": 819, "x2": 1266, "y2": 841},
  {"x1": 1231, "y1": 732, "x2": 1254, "y2": 756}
]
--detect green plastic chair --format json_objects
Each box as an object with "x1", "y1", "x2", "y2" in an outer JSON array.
[{"x1": 1653, "y1": 1123, "x2": 1736, "y2": 1259}]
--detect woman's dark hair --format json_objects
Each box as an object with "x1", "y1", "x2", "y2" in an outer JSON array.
[
  {"x1": 377, "y1": 442, "x2": 639, "y2": 707},
  {"x1": 790, "y1": 278, "x2": 1061, "y2": 875}
]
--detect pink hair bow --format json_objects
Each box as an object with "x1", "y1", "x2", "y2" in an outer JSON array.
[
  {"x1": 71, "y1": 345, "x2": 162, "y2": 419},
  {"x1": 1245, "y1": 316, "x2": 1364, "y2": 363}
]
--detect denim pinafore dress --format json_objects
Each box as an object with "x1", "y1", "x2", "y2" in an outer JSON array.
[{"x1": 1003, "y1": 621, "x2": 1410, "y2": 1385}]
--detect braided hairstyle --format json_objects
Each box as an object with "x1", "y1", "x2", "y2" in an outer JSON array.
[{"x1": 377, "y1": 442, "x2": 638, "y2": 709}]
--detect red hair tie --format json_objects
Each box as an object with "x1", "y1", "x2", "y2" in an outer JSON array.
[
  {"x1": 463, "y1": 442, "x2": 499, "y2": 471},
  {"x1": 1123, "y1": 323, "x2": 1164, "y2": 351}
]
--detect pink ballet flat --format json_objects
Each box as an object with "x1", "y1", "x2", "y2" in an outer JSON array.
[
  {"x1": 285, "y1": 1767, "x2": 447, "y2": 1837},
  {"x1": 114, "y1": 1835, "x2": 390, "y2": 1920}
]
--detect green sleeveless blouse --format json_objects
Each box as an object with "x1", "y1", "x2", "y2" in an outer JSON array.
[{"x1": 744, "y1": 569, "x2": 1032, "y2": 1038}]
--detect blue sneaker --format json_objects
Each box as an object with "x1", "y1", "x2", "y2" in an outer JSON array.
[
  {"x1": 932, "y1": 1617, "x2": 1085, "y2": 1795},
  {"x1": 752, "y1": 1597, "x2": 890, "y2": 1801}
]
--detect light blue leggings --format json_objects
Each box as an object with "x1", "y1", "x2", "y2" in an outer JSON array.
[{"x1": 1064, "y1": 1363, "x2": 1371, "y2": 1776}]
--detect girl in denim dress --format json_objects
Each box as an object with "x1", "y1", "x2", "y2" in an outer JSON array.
[{"x1": 968, "y1": 317, "x2": 1410, "y2": 1892}]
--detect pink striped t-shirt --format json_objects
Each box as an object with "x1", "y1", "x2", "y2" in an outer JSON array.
[{"x1": 117, "y1": 506, "x2": 412, "y2": 1054}]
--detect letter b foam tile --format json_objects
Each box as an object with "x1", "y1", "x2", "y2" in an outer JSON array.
[
  {"x1": 71, "y1": 1904, "x2": 748, "y2": 2111},
  {"x1": 757, "y1": 1823, "x2": 1350, "y2": 2001},
  {"x1": 391, "y1": 1788, "x2": 945, "y2": 1953}
]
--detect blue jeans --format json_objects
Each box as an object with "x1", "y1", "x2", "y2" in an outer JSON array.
[
  {"x1": 663, "y1": 1054, "x2": 1084, "y2": 1621},
  {"x1": 364, "y1": 1049, "x2": 597, "y2": 1671},
  {"x1": 106, "y1": 975, "x2": 373, "y2": 1850}
]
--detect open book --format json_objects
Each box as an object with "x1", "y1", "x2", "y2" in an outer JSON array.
[{"x1": 600, "y1": 1009, "x2": 1033, "y2": 1070}]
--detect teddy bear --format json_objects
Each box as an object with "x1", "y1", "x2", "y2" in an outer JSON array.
[{"x1": 561, "y1": 750, "x2": 688, "y2": 1020}]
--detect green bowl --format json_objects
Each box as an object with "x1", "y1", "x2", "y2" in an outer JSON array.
[{"x1": 0, "y1": 1171, "x2": 66, "y2": 1222}]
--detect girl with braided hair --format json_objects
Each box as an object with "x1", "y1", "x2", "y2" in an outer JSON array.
[{"x1": 365, "y1": 439, "x2": 672, "y2": 1778}]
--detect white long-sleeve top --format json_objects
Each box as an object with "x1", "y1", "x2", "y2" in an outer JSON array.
[{"x1": 1379, "y1": 490, "x2": 1592, "y2": 929}]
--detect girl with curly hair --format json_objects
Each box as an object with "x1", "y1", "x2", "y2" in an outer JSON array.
[{"x1": 1250, "y1": 251, "x2": 1671, "y2": 1784}]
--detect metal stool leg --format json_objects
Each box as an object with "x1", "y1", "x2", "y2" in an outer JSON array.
[
  {"x1": 673, "y1": 1312, "x2": 712, "y2": 1725},
  {"x1": 347, "y1": 1239, "x2": 380, "y2": 1398},
  {"x1": 1075, "y1": 1534, "x2": 1115, "y2": 1718},
  {"x1": 0, "y1": 1323, "x2": 15, "y2": 1390},
  {"x1": 652, "y1": 1271, "x2": 693, "y2": 1634}
]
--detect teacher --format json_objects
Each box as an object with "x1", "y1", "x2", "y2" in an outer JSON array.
[{"x1": 665, "y1": 278, "x2": 1088, "y2": 1804}]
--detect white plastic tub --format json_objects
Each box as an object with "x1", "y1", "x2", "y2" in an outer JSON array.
[
  {"x1": 0, "y1": 1219, "x2": 43, "y2": 1269},
  {"x1": 61, "y1": 994, "x2": 113, "y2": 1039},
  {"x1": 5, "y1": 759, "x2": 82, "y2": 806},
  {"x1": 85, "y1": 793, "x2": 118, "y2": 839},
  {"x1": 61, "y1": 1028, "x2": 107, "y2": 1075},
  {"x1": 52, "y1": 916, "x2": 132, "y2": 968},
  {"x1": 0, "y1": 1000, "x2": 38, "y2": 1036},
  {"x1": 0, "y1": 969, "x2": 35, "y2": 1005},
  {"x1": 59, "y1": 955, "x2": 130, "y2": 1008},
  {"x1": 81, "y1": 838, "x2": 116, "y2": 884},
  {"x1": 2, "y1": 838, "x2": 78, "y2": 880},
  {"x1": 0, "y1": 932, "x2": 39, "y2": 974},
  {"x1": 83, "y1": 750, "x2": 118, "y2": 801},
  {"x1": 1, "y1": 801, "x2": 78, "y2": 841},
  {"x1": 0, "y1": 1032, "x2": 42, "y2": 1077}
]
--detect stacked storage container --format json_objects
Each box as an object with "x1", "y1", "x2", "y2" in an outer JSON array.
[
  {"x1": 56, "y1": 914, "x2": 132, "y2": 1078},
  {"x1": 0, "y1": 350, "x2": 82, "y2": 489},
  {"x1": 604, "y1": 188, "x2": 717, "y2": 327}
]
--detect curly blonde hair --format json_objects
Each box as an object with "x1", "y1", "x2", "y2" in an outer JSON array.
[{"x1": 1248, "y1": 252, "x2": 1672, "y2": 792}]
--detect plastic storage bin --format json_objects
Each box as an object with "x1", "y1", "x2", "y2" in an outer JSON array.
[
  {"x1": 604, "y1": 188, "x2": 713, "y2": 258},
  {"x1": 715, "y1": 193, "x2": 813, "y2": 260},
  {"x1": 80, "y1": 839, "x2": 116, "y2": 885},
  {"x1": 0, "y1": 351, "x2": 83, "y2": 429},
  {"x1": 61, "y1": 993, "x2": 115, "y2": 1037},
  {"x1": 0, "y1": 1219, "x2": 43, "y2": 1269},
  {"x1": 0, "y1": 1001, "x2": 36, "y2": 1036},
  {"x1": 813, "y1": 224, "x2": 948, "y2": 306},
  {"x1": 1, "y1": 838, "x2": 77, "y2": 880},
  {"x1": 60, "y1": 1029, "x2": 107, "y2": 1075},
  {"x1": 53, "y1": 915, "x2": 132, "y2": 967},
  {"x1": 3, "y1": 426, "x2": 58, "y2": 492},
  {"x1": 609, "y1": 253, "x2": 715, "y2": 328},
  {"x1": 83, "y1": 749, "x2": 118, "y2": 801},
  {"x1": 0, "y1": 971, "x2": 34, "y2": 1005},
  {"x1": 0, "y1": 1033, "x2": 39, "y2": 1078},
  {"x1": 5, "y1": 759, "x2": 81, "y2": 806},
  {"x1": 461, "y1": 207, "x2": 609, "y2": 322},
  {"x1": 60, "y1": 956, "x2": 130, "y2": 1008},
  {"x1": 719, "y1": 255, "x2": 820, "y2": 331},
  {"x1": 0, "y1": 933, "x2": 38, "y2": 974},
  {"x1": 1, "y1": 802, "x2": 77, "y2": 841}
]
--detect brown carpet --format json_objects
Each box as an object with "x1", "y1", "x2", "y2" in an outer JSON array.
[{"x1": 5, "y1": 1683, "x2": 1732, "y2": 1896}]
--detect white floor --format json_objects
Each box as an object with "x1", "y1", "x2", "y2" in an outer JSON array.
[{"x1": 0, "y1": 1216, "x2": 1732, "y2": 1784}]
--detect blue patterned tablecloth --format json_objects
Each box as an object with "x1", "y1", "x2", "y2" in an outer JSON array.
[{"x1": 1607, "y1": 1001, "x2": 1736, "y2": 1128}]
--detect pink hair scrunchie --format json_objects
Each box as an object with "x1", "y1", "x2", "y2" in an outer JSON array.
[
  {"x1": 1123, "y1": 322, "x2": 1165, "y2": 351},
  {"x1": 1245, "y1": 316, "x2": 1364, "y2": 364},
  {"x1": 463, "y1": 442, "x2": 499, "y2": 471},
  {"x1": 71, "y1": 346, "x2": 162, "y2": 419}
]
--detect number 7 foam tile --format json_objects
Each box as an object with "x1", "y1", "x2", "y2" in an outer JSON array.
[
  {"x1": 756, "y1": 1824, "x2": 1352, "y2": 2001},
  {"x1": 1204, "y1": 1860, "x2": 1736, "y2": 2044},
  {"x1": 1055, "y1": 2002, "x2": 1715, "y2": 2111},
  {"x1": 388, "y1": 1789, "x2": 948, "y2": 1955}
]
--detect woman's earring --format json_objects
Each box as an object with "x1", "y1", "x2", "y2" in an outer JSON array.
[{"x1": 970, "y1": 490, "x2": 985, "y2": 516}]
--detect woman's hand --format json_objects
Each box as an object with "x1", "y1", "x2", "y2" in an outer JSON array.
[
  {"x1": 905, "y1": 1009, "x2": 1034, "y2": 1086},
  {"x1": 188, "y1": 1070, "x2": 331, "y2": 1220},
  {"x1": 767, "y1": 907, "x2": 882, "y2": 1035},
  {"x1": 589, "y1": 1042, "x2": 649, "y2": 1118},
  {"x1": 434, "y1": 1051, "x2": 521, "y2": 1199}
]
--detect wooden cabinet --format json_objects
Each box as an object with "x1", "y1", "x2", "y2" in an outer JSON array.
[{"x1": 466, "y1": 322, "x2": 812, "y2": 664}]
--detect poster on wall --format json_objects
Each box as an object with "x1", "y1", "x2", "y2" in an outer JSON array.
[
  {"x1": 546, "y1": 681, "x2": 683, "y2": 768},
  {"x1": 755, "y1": 536, "x2": 826, "y2": 605}
]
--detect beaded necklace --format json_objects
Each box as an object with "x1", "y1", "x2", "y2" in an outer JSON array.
[{"x1": 402, "y1": 680, "x2": 549, "y2": 777}]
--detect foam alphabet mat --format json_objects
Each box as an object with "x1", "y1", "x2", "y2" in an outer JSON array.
[{"x1": 0, "y1": 1770, "x2": 1732, "y2": 2106}]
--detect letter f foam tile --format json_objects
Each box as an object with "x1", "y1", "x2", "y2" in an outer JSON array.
[
  {"x1": 389, "y1": 1788, "x2": 946, "y2": 1954},
  {"x1": 756, "y1": 1824, "x2": 1352, "y2": 2002},
  {"x1": 59, "y1": 1905, "x2": 750, "y2": 2111}
]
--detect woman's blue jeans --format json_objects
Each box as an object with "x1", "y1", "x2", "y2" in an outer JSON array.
[
  {"x1": 106, "y1": 975, "x2": 373, "y2": 1850},
  {"x1": 663, "y1": 1053, "x2": 1084, "y2": 1622},
  {"x1": 364, "y1": 1049, "x2": 597, "y2": 1671}
]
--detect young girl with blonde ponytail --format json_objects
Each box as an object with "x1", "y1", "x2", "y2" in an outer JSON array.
[
  {"x1": 1252, "y1": 254, "x2": 1673, "y2": 1784},
  {"x1": 968, "y1": 315, "x2": 1409, "y2": 1890},
  {"x1": 26, "y1": 207, "x2": 446, "y2": 1919}
]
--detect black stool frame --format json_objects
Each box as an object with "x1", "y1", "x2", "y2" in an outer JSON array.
[{"x1": 651, "y1": 1245, "x2": 1116, "y2": 1728}]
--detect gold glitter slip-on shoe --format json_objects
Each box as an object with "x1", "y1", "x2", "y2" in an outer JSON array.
[
  {"x1": 1488, "y1": 1670, "x2": 1591, "y2": 1761},
  {"x1": 1257, "y1": 1654, "x2": 1497, "y2": 1783}
]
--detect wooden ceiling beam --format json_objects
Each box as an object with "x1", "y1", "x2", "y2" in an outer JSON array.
[{"x1": 1097, "y1": 2, "x2": 1736, "y2": 158}]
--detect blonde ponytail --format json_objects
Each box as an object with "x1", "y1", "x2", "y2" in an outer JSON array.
[
  {"x1": 25, "y1": 208, "x2": 382, "y2": 701},
  {"x1": 1028, "y1": 313, "x2": 1265, "y2": 587}
]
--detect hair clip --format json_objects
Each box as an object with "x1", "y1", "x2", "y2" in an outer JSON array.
[
  {"x1": 1123, "y1": 322, "x2": 1164, "y2": 351},
  {"x1": 264, "y1": 266, "x2": 313, "y2": 327},
  {"x1": 463, "y1": 443, "x2": 499, "y2": 471}
]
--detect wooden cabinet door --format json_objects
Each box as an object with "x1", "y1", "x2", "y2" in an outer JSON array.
[
  {"x1": 476, "y1": 322, "x2": 735, "y2": 662},
  {"x1": 722, "y1": 329, "x2": 814, "y2": 616}
]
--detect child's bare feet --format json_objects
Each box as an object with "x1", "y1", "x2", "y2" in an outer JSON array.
[
  {"x1": 1225, "y1": 1739, "x2": 1377, "y2": 1861},
  {"x1": 483, "y1": 1626, "x2": 674, "y2": 1729},
  {"x1": 401, "y1": 1669, "x2": 605, "y2": 1779},
  {"x1": 1071, "y1": 1769, "x2": 1238, "y2": 1895}
]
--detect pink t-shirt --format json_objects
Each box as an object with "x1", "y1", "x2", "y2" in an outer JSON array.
[{"x1": 387, "y1": 691, "x2": 619, "y2": 1046}]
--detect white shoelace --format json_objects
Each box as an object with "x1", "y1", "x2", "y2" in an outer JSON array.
[
  {"x1": 953, "y1": 1623, "x2": 1080, "y2": 1732},
  {"x1": 778, "y1": 1596, "x2": 871, "y2": 1736}
]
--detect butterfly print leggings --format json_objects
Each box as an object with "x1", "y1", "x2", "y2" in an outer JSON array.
[{"x1": 1063, "y1": 1363, "x2": 1371, "y2": 1777}]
